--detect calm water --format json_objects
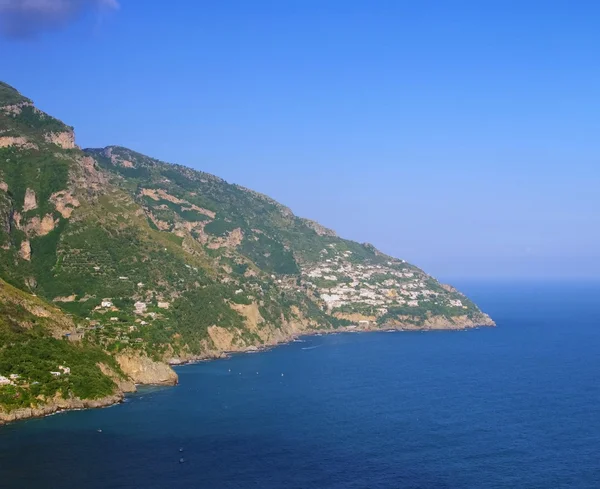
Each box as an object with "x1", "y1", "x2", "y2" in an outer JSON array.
[{"x1": 1, "y1": 281, "x2": 600, "y2": 489}]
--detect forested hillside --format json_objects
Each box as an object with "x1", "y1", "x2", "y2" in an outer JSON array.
[{"x1": 0, "y1": 82, "x2": 493, "y2": 419}]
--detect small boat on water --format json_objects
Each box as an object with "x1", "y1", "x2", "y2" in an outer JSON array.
[{"x1": 179, "y1": 458, "x2": 185, "y2": 464}]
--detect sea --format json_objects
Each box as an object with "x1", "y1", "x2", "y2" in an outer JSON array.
[{"x1": 1, "y1": 281, "x2": 599, "y2": 489}]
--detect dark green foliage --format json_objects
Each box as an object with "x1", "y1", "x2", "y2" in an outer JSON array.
[
  {"x1": 327, "y1": 315, "x2": 354, "y2": 328},
  {"x1": 147, "y1": 216, "x2": 159, "y2": 230},
  {"x1": 170, "y1": 285, "x2": 244, "y2": 333},
  {"x1": 178, "y1": 208, "x2": 210, "y2": 222},
  {"x1": 0, "y1": 82, "x2": 31, "y2": 106},
  {"x1": 0, "y1": 337, "x2": 116, "y2": 409},
  {"x1": 114, "y1": 165, "x2": 152, "y2": 180},
  {"x1": 231, "y1": 293, "x2": 252, "y2": 305},
  {"x1": 160, "y1": 168, "x2": 197, "y2": 191},
  {"x1": 232, "y1": 263, "x2": 248, "y2": 275},
  {"x1": 0, "y1": 282, "x2": 119, "y2": 411},
  {"x1": 12, "y1": 106, "x2": 70, "y2": 134},
  {"x1": 29, "y1": 219, "x2": 67, "y2": 293},
  {"x1": 240, "y1": 233, "x2": 299, "y2": 275},
  {"x1": 204, "y1": 218, "x2": 239, "y2": 236}
]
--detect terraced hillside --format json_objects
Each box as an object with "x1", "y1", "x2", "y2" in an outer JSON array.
[{"x1": 0, "y1": 81, "x2": 493, "y2": 419}]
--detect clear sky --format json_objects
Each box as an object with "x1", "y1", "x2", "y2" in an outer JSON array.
[{"x1": 1, "y1": 0, "x2": 599, "y2": 280}]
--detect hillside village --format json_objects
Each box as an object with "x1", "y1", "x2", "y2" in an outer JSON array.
[{"x1": 300, "y1": 244, "x2": 466, "y2": 319}]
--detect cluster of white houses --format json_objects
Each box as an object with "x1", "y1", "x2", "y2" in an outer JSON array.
[
  {"x1": 0, "y1": 373, "x2": 20, "y2": 385},
  {"x1": 0, "y1": 365, "x2": 70, "y2": 386},
  {"x1": 72, "y1": 297, "x2": 174, "y2": 347},
  {"x1": 301, "y1": 245, "x2": 465, "y2": 315}
]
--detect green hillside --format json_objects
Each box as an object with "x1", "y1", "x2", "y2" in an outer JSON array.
[
  {"x1": 0, "y1": 278, "x2": 122, "y2": 411},
  {"x1": 0, "y1": 81, "x2": 493, "y2": 414}
]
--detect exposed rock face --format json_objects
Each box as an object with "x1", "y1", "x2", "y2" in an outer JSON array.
[
  {"x1": 44, "y1": 130, "x2": 76, "y2": 149},
  {"x1": 97, "y1": 363, "x2": 136, "y2": 393},
  {"x1": 73, "y1": 155, "x2": 107, "y2": 191},
  {"x1": 50, "y1": 191, "x2": 80, "y2": 218},
  {"x1": 0, "y1": 136, "x2": 36, "y2": 149},
  {"x1": 1, "y1": 102, "x2": 32, "y2": 115},
  {"x1": 12, "y1": 211, "x2": 22, "y2": 228},
  {"x1": 23, "y1": 188, "x2": 37, "y2": 212},
  {"x1": 208, "y1": 325, "x2": 237, "y2": 351},
  {"x1": 0, "y1": 181, "x2": 7, "y2": 192},
  {"x1": 116, "y1": 354, "x2": 178, "y2": 385},
  {"x1": 53, "y1": 295, "x2": 77, "y2": 303},
  {"x1": 140, "y1": 188, "x2": 215, "y2": 218},
  {"x1": 23, "y1": 214, "x2": 56, "y2": 236},
  {"x1": 26, "y1": 303, "x2": 52, "y2": 318},
  {"x1": 207, "y1": 227, "x2": 243, "y2": 249},
  {"x1": 19, "y1": 240, "x2": 31, "y2": 261},
  {"x1": 193, "y1": 306, "x2": 317, "y2": 358},
  {"x1": 231, "y1": 302, "x2": 264, "y2": 330},
  {"x1": 440, "y1": 283, "x2": 459, "y2": 294}
]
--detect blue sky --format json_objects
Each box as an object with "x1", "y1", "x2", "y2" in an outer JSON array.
[{"x1": 2, "y1": 0, "x2": 599, "y2": 280}]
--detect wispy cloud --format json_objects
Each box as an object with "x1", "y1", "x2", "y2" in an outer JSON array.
[{"x1": 0, "y1": 0, "x2": 119, "y2": 39}]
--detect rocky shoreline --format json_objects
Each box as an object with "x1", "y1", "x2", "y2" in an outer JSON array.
[
  {"x1": 0, "y1": 393, "x2": 124, "y2": 425},
  {"x1": 0, "y1": 313, "x2": 494, "y2": 426},
  {"x1": 168, "y1": 312, "x2": 495, "y2": 364}
]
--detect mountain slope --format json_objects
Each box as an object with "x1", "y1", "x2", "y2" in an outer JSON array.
[
  {"x1": 0, "y1": 82, "x2": 493, "y2": 419},
  {"x1": 0, "y1": 276, "x2": 131, "y2": 421}
]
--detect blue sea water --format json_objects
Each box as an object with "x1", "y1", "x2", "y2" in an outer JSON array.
[{"x1": 1, "y1": 281, "x2": 600, "y2": 489}]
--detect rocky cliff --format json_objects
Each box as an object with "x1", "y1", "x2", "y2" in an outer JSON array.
[{"x1": 116, "y1": 354, "x2": 178, "y2": 386}]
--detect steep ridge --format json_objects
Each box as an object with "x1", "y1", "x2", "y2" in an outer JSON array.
[{"x1": 0, "y1": 81, "x2": 493, "y2": 422}]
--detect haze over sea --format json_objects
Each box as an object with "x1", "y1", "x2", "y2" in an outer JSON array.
[{"x1": 1, "y1": 281, "x2": 599, "y2": 489}]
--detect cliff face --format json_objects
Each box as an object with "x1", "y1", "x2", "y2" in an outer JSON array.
[
  {"x1": 116, "y1": 354, "x2": 178, "y2": 386},
  {"x1": 0, "y1": 81, "x2": 495, "y2": 423}
]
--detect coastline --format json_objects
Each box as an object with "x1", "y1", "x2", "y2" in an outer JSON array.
[
  {"x1": 0, "y1": 393, "x2": 124, "y2": 426},
  {"x1": 166, "y1": 311, "x2": 496, "y2": 366},
  {"x1": 0, "y1": 313, "x2": 494, "y2": 427}
]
